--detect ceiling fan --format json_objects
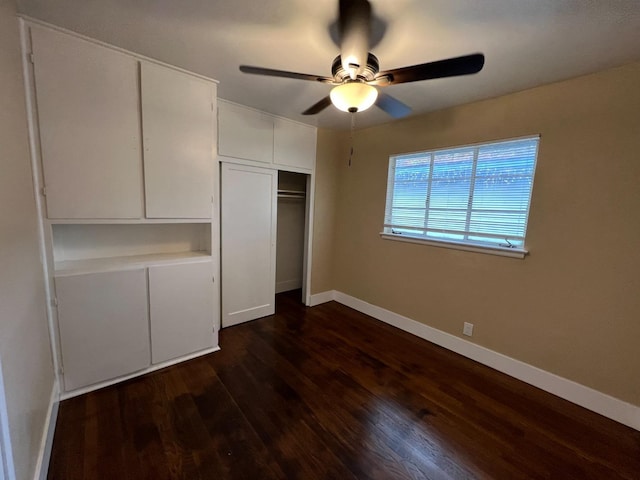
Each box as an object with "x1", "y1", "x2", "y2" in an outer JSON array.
[{"x1": 239, "y1": 0, "x2": 485, "y2": 118}]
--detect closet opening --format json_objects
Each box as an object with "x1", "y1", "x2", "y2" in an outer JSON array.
[
  {"x1": 220, "y1": 164, "x2": 313, "y2": 327},
  {"x1": 276, "y1": 171, "x2": 309, "y2": 305}
]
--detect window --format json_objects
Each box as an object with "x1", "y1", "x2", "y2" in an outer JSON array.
[{"x1": 382, "y1": 136, "x2": 539, "y2": 257}]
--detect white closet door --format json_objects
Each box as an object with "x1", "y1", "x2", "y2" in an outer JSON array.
[
  {"x1": 55, "y1": 269, "x2": 150, "y2": 391},
  {"x1": 221, "y1": 163, "x2": 277, "y2": 327},
  {"x1": 31, "y1": 26, "x2": 143, "y2": 219},
  {"x1": 141, "y1": 62, "x2": 215, "y2": 218},
  {"x1": 148, "y1": 261, "x2": 215, "y2": 364}
]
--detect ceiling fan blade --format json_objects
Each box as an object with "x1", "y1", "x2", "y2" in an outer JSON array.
[
  {"x1": 302, "y1": 96, "x2": 333, "y2": 115},
  {"x1": 339, "y1": 0, "x2": 371, "y2": 79},
  {"x1": 376, "y1": 53, "x2": 485, "y2": 85},
  {"x1": 375, "y1": 92, "x2": 412, "y2": 118},
  {"x1": 239, "y1": 65, "x2": 334, "y2": 84}
]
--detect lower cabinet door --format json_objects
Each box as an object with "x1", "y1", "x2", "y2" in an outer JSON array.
[
  {"x1": 55, "y1": 269, "x2": 150, "y2": 391},
  {"x1": 148, "y1": 261, "x2": 215, "y2": 364}
]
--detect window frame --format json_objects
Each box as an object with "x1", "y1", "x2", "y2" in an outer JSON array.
[{"x1": 381, "y1": 135, "x2": 540, "y2": 259}]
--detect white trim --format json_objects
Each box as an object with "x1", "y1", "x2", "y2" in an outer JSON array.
[
  {"x1": 217, "y1": 155, "x2": 313, "y2": 175},
  {"x1": 380, "y1": 233, "x2": 527, "y2": 259},
  {"x1": 19, "y1": 18, "x2": 64, "y2": 392},
  {"x1": 60, "y1": 346, "x2": 220, "y2": 400},
  {"x1": 308, "y1": 290, "x2": 335, "y2": 307},
  {"x1": 0, "y1": 361, "x2": 15, "y2": 480},
  {"x1": 302, "y1": 173, "x2": 315, "y2": 306},
  {"x1": 33, "y1": 381, "x2": 59, "y2": 480},
  {"x1": 332, "y1": 291, "x2": 640, "y2": 431}
]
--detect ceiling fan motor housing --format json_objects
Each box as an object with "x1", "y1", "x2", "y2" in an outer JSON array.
[{"x1": 332, "y1": 53, "x2": 379, "y2": 83}]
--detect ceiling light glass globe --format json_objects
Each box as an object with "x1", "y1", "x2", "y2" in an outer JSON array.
[{"x1": 330, "y1": 82, "x2": 378, "y2": 113}]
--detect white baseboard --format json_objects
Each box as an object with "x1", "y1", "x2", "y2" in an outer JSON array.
[
  {"x1": 33, "y1": 379, "x2": 59, "y2": 480},
  {"x1": 331, "y1": 290, "x2": 640, "y2": 431},
  {"x1": 276, "y1": 279, "x2": 302, "y2": 294},
  {"x1": 308, "y1": 290, "x2": 335, "y2": 307}
]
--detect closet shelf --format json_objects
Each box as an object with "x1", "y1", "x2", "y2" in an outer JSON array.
[
  {"x1": 277, "y1": 189, "x2": 306, "y2": 199},
  {"x1": 55, "y1": 251, "x2": 212, "y2": 276}
]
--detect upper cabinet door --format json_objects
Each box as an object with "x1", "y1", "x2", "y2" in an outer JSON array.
[
  {"x1": 273, "y1": 118, "x2": 317, "y2": 171},
  {"x1": 218, "y1": 101, "x2": 273, "y2": 164},
  {"x1": 141, "y1": 63, "x2": 215, "y2": 218},
  {"x1": 31, "y1": 27, "x2": 143, "y2": 219}
]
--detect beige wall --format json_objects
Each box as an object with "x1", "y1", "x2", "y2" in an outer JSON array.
[
  {"x1": 313, "y1": 62, "x2": 640, "y2": 406},
  {"x1": 0, "y1": 2, "x2": 55, "y2": 478},
  {"x1": 310, "y1": 128, "x2": 349, "y2": 294}
]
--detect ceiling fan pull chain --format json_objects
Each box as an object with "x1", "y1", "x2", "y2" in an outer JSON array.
[{"x1": 349, "y1": 111, "x2": 356, "y2": 167}]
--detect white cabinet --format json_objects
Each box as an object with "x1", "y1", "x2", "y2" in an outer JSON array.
[
  {"x1": 149, "y1": 261, "x2": 215, "y2": 364},
  {"x1": 50, "y1": 223, "x2": 217, "y2": 391},
  {"x1": 221, "y1": 163, "x2": 278, "y2": 326},
  {"x1": 30, "y1": 26, "x2": 217, "y2": 220},
  {"x1": 55, "y1": 269, "x2": 150, "y2": 391},
  {"x1": 141, "y1": 63, "x2": 215, "y2": 219},
  {"x1": 31, "y1": 26, "x2": 143, "y2": 219},
  {"x1": 25, "y1": 23, "x2": 221, "y2": 395},
  {"x1": 273, "y1": 117, "x2": 317, "y2": 170},
  {"x1": 218, "y1": 100, "x2": 317, "y2": 171},
  {"x1": 218, "y1": 101, "x2": 273, "y2": 164},
  {"x1": 54, "y1": 255, "x2": 218, "y2": 392}
]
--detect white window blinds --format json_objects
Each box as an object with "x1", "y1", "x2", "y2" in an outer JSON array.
[{"x1": 384, "y1": 136, "x2": 539, "y2": 248}]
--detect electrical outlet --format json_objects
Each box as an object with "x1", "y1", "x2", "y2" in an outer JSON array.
[{"x1": 463, "y1": 322, "x2": 474, "y2": 337}]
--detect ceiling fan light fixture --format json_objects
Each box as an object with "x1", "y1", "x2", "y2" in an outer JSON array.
[{"x1": 330, "y1": 82, "x2": 378, "y2": 113}]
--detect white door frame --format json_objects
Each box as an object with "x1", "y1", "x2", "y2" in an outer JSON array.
[
  {"x1": 302, "y1": 172, "x2": 315, "y2": 305},
  {"x1": 0, "y1": 360, "x2": 15, "y2": 480}
]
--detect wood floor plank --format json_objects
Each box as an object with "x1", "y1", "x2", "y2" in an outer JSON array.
[
  {"x1": 236, "y1": 323, "x2": 460, "y2": 479},
  {"x1": 47, "y1": 290, "x2": 640, "y2": 479},
  {"x1": 214, "y1": 352, "x2": 359, "y2": 480},
  {"x1": 239, "y1": 308, "x2": 473, "y2": 477},
  {"x1": 258, "y1": 304, "x2": 509, "y2": 470},
  {"x1": 180, "y1": 357, "x2": 286, "y2": 479}
]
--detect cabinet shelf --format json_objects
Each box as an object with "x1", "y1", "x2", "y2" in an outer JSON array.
[
  {"x1": 55, "y1": 251, "x2": 212, "y2": 276},
  {"x1": 48, "y1": 218, "x2": 213, "y2": 225}
]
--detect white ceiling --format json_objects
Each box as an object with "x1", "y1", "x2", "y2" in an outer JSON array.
[{"x1": 17, "y1": 0, "x2": 640, "y2": 130}]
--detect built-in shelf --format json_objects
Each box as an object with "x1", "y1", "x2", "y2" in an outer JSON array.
[
  {"x1": 51, "y1": 222, "x2": 212, "y2": 276},
  {"x1": 55, "y1": 251, "x2": 212, "y2": 276},
  {"x1": 47, "y1": 218, "x2": 212, "y2": 225}
]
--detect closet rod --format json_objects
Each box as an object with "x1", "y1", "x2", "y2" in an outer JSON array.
[
  {"x1": 277, "y1": 189, "x2": 305, "y2": 199},
  {"x1": 277, "y1": 189, "x2": 305, "y2": 195},
  {"x1": 277, "y1": 193, "x2": 306, "y2": 199}
]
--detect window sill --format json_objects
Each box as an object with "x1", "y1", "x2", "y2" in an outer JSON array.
[{"x1": 379, "y1": 233, "x2": 528, "y2": 259}]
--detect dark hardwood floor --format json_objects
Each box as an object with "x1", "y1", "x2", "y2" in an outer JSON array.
[{"x1": 48, "y1": 291, "x2": 640, "y2": 479}]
